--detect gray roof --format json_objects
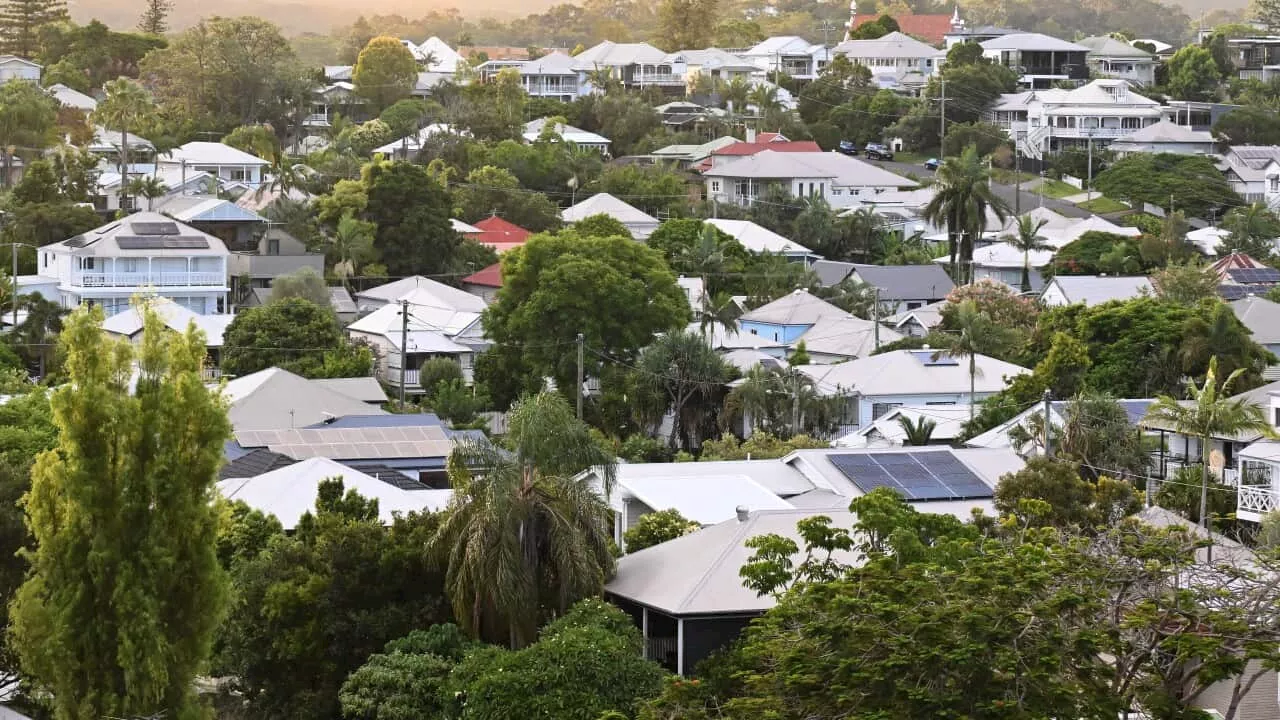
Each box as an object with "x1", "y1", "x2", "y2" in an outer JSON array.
[
  {"x1": 573, "y1": 40, "x2": 668, "y2": 67},
  {"x1": 740, "y1": 289, "x2": 849, "y2": 325},
  {"x1": 833, "y1": 31, "x2": 940, "y2": 59},
  {"x1": 665, "y1": 47, "x2": 757, "y2": 71},
  {"x1": 235, "y1": 424, "x2": 453, "y2": 461},
  {"x1": 329, "y1": 286, "x2": 357, "y2": 314},
  {"x1": 1043, "y1": 275, "x2": 1154, "y2": 306},
  {"x1": 798, "y1": 348, "x2": 1030, "y2": 396},
  {"x1": 886, "y1": 300, "x2": 946, "y2": 330},
  {"x1": 847, "y1": 263, "x2": 956, "y2": 301},
  {"x1": 517, "y1": 51, "x2": 577, "y2": 75},
  {"x1": 1111, "y1": 119, "x2": 1213, "y2": 144},
  {"x1": 220, "y1": 367, "x2": 388, "y2": 432},
  {"x1": 980, "y1": 33, "x2": 1088, "y2": 52},
  {"x1": 48, "y1": 212, "x2": 229, "y2": 258},
  {"x1": 1078, "y1": 35, "x2": 1157, "y2": 59},
  {"x1": 782, "y1": 447, "x2": 1023, "y2": 503},
  {"x1": 966, "y1": 398, "x2": 1157, "y2": 449},
  {"x1": 310, "y1": 377, "x2": 388, "y2": 404},
  {"x1": 1231, "y1": 295, "x2": 1280, "y2": 345},
  {"x1": 795, "y1": 314, "x2": 904, "y2": 359},
  {"x1": 702, "y1": 150, "x2": 916, "y2": 188},
  {"x1": 583, "y1": 458, "x2": 815, "y2": 497},
  {"x1": 219, "y1": 448, "x2": 296, "y2": 480},
  {"x1": 811, "y1": 259, "x2": 857, "y2": 287}
]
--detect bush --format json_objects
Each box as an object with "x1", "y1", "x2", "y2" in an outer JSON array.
[
  {"x1": 417, "y1": 358, "x2": 464, "y2": 404},
  {"x1": 432, "y1": 379, "x2": 484, "y2": 426},
  {"x1": 623, "y1": 509, "x2": 700, "y2": 553},
  {"x1": 619, "y1": 434, "x2": 673, "y2": 463}
]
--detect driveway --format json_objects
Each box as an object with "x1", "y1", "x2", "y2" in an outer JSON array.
[{"x1": 865, "y1": 158, "x2": 1091, "y2": 219}]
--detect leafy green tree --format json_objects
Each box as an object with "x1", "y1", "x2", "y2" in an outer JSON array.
[
  {"x1": 726, "y1": 365, "x2": 847, "y2": 439},
  {"x1": 589, "y1": 164, "x2": 690, "y2": 218},
  {"x1": 361, "y1": 160, "x2": 460, "y2": 276},
  {"x1": 417, "y1": 357, "x2": 464, "y2": 406},
  {"x1": 942, "y1": 121, "x2": 1011, "y2": 158},
  {"x1": 221, "y1": 297, "x2": 371, "y2": 378},
  {"x1": 12, "y1": 307, "x2": 230, "y2": 720},
  {"x1": 0, "y1": 0, "x2": 66, "y2": 58},
  {"x1": 572, "y1": 213, "x2": 631, "y2": 238},
  {"x1": 1057, "y1": 393, "x2": 1153, "y2": 482},
  {"x1": 948, "y1": 299, "x2": 1020, "y2": 421},
  {"x1": 622, "y1": 509, "x2": 700, "y2": 552},
  {"x1": 1167, "y1": 45, "x2": 1222, "y2": 101},
  {"x1": 1151, "y1": 262, "x2": 1219, "y2": 306},
  {"x1": 1212, "y1": 106, "x2": 1280, "y2": 146},
  {"x1": 654, "y1": 0, "x2": 717, "y2": 50},
  {"x1": 2, "y1": 159, "x2": 99, "y2": 250},
  {"x1": 994, "y1": 456, "x2": 1106, "y2": 528},
  {"x1": 923, "y1": 145, "x2": 1010, "y2": 282},
  {"x1": 455, "y1": 166, "x2": 562, "y2": 231},
  {"x1": 1050, "y1": 231, "x2": 1145, "y2": 276},
  {"x1": 214, "y1": 499, "x2": 283, "y2": 572},
  {"x1": 0, "y1": 79, "x2": 56, "y2": 187},
  {"x1": 328, "y1": 213, "x2": 378, "y2": 281},
  {"x1": 449, "y1": 68, "x2": 526, "y2": 142},
  {"x1": 633, "y1": 330, "x2": 733, "y2": 450},
  {"x1": 1144, "y1": 356, "x2": 1274, "y2": 529},
  {"x1": 353, "y1": 36, "x2": 418, "y2": 112},
  {"x1": 432, "y1": 393, "x2": 616, "y2": 646},
  {"x1": 1094, "y1": 153, "x2": 1240, "y2": 219},
  {"x1": 1220, "y1": 202, "x2": 1280, "y2": 259}
]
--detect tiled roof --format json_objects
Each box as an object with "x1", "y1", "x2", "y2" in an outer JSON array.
[
  {"x1": 463, "y1": 262, "x2": 503, "y2": 288},
  {"x1": 712, "y1": 140, "x2": 822, "y2": 156},
  {"x1": 219, "y1": 448, "x2": 296, "y2": 480},
  {"x1": 471, "y1": 216, "x2": 532, "y2": 246}
]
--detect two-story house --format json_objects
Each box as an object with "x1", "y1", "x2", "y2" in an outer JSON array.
[
  {"x1": 1078, "y1": 35, "x2": 1158, "y2": 87},
  {"x1": 158, "y1": 142, "x2": 269, "y2": 190},
  {"x1": 832, "y1": 31, "x2": 941, "y2": 91},
  {"x1": 573, "y1": 41, "x2": 683, "y2": 91},
  {"x1": 1221, "y1": 146, "x2": 1280, "y2": 209},
  {"x1": 37, "y1": 212, "x2": 231, "y2": 316},
  {"x1": 988, "y1": 79, "x2": 1165, "y2": 160},
  {"x1": 1225, "y1": 36, "x2": 1280, "y2": 81},
  {"x1": 741, "y1": 36, "x2": 830, "y2": 81},
  {"x1": 477, "y1": 51, "x2": 583, "y2": 101},
  {"x1": 702, "y1": 149, "x2": 916, "y2": 208},
  {"x1": 664, "y1": 48, "x2": 759, "y2": 90},
  {"x1": 979, "y1": 32, "x2": 1089, "y2": 89},
  {"x1": 0, "y1": 55, "x2": 40, "y2": 82}
]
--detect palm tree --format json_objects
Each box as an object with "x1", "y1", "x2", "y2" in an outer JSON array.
[
  {"x1": 92, "y1": 78, "x2": 156, "y2": 213},
  {"x1": 897, "y1": 414, "x2": 936, "y2": 446},
  {"x1": 947, "y1": 299, "x2": 1018, "y2": 422},
  {"x1": 722, "y1": 77, "x2": 751, "y2": 113},
  {"x1": 680, "y1": 224, "x2": 729, "y2": 286},
  {"x1": 329, "y1": 212, "x2": 377, "y2": 285},
  {"x1": 11, "y1": 294, "x2": 65, "y2": 377},
  {"x1": 1143, "y1": 356, "x2": 1274, "y2": 530},
  {"x1": 923, "y1": 145, "x2": 1010, "y2": 284},
  {"x1": 696, "y1": 291, "x2": 742, "y2": 338},
  {"x1": 1002, "y1": 216, "x2": 1052, "y2": 293},
  {"x1": 126, "y1": 176, "x2": 168, "y2": 210},
  {"x1": 584, "y1": 65, "x2": 621, "y2": 95},
  {"x1": 747, "y1": 84, "x2": 782, "y2": 114},
  {"x1": 431, "y1": 392, "x2": 615, "y2": 648}
]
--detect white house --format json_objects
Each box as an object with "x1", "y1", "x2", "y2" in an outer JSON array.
[
  {"x1": 979, "y1": 32, "x2": 1090, "y2": 89},
  {"x1": 346, "y1": 290, "x2": 487, "y2": 393},
  {"x1": 94, "y1": 166, "x2": 216, "y2": 213},
  {"x1": 703, "y1": 218, "x2": 816, "y2": 261},
  {"x1": 573, "y1": 41, "x2": 681, "y2": 90},
  {"x1": 741, "y1": 36, "x2": 830, "y2": 81},
  {"x1": 38, "y1": 213, "x2": 230, "y2": 316},
  {"x1": 665, "y1": 48, "x2": 759, "y2": 89},
  {"x1": 372, "y1": 123, "x2": 459, "y2": 160},
  {"x1": 1108, "y1": 119, "x2": 1217, "y2": 156},
  {"x1": 1221, "y1": 146, "x2": 1280, "y2": 209},
  {"x1": 832, "y1": 31, "x2": 940, "y2": 91},
  {"x1": 1078, "y1": 35, "x2": 1159, "y2": 86},
  {"x1": 522, "y1": 118, "x2": 610, "y2": 153},
  {"x1": 836, "y1": 405, "x2": 971, "y2": 448},
  {"x1": 1039, "y1": 275, "x2": 1153, "y2": 307},
  {"x1": 477, "y1": 51, "x2": 581, "y2": 101},
  {"x1": 702, "y1": 150, "x2": 915, "y2": 209},
  {"x1": 0, "y1": 55, "x2": 40, "y2": 82},
  {"x1": 988, "y1": 79, "x2": 1164, "y2": 160},
  {"x1": 951, "y1": 242, "x2": 1055, "y2": 291},
  {"x1": 159, "y1": 142, "x2": 269, "y2": 189},
  {"x1": 561, "y1": 193, "x2": 661, "y2": 239}
]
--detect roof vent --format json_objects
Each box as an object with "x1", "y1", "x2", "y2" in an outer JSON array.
[{"x1": 735, "y1": 505, "x2": 749, "y2": 522}]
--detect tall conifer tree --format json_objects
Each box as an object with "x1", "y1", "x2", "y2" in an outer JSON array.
[{"x1": 0, "y1": 0, "x2": 66, "y2": 58}]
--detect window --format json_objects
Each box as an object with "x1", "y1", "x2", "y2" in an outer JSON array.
[
  {"x1": 267, "y1": 237, "x2": 280, "y2": 255},
  {"x1": 1270, "y1": 176, "x2": 1279, "y2": 193},
  {"x1": 926, "y1": 401, "x2": 956, "y2": 405},
  {"x1": 906, "y1": 301, "x2": 923, "y2": 310},
  {"x1": 871, "y1": 402, "x2": 902, "y2": 420},
  {"x1": 1274, "y1": 406, "x2": 1280, "y2": 426},
  {"x1": 229, "y1": 169, "x2": 247, "y2": 181},
  {"x1": 710, "y1": 180, "x2": 721, "y2": 193},
  {"x1": 832, "y1": 188, "x2": 843, "y2": 196}
]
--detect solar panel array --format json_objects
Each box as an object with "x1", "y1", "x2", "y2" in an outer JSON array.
[
  {"x1": 236, "y1": 425, "x2": 454, "y2": 461},
  {"x1": 829, "y1": 451, "x2": 993, "y2": 501},
  {"x1": 132, "y1": 221, "x2": 181, "y2": 236},
  {"x1": 116, "y1": 237, "x2": 211, "y2": 250},
  {"x1": 907, "y1": 349, "x2": 958, "y2": 366},
  {"x1": 1218, "y1": 284, "x2": 1249, "y2": 301},
  {"x1": 1227, "y1": 267, "x2": 1280, "y2": 284}
]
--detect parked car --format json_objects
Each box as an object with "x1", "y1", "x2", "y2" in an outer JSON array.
[
  {"x1": 864, "y1": 143, "x2": 894, "y2": 160},
  {"x1": 924, "y1": 158, "x2": 940, "y2": 171},
  {"x1": 837, "y1": 140, "x2": 858, "y2": 156}
]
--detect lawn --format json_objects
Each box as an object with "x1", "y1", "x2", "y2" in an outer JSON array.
[
  {"x1": 1076, "y1": 196, "x2": 1129, "y2": 213},
  {"x1": 991, "y1": 169, "x2": 1037, "y2": 185},
  {"x1": 1035, "y1": 179, "x2": 1081, "y2": 199}
]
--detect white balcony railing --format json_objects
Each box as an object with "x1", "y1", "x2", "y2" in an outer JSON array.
[
  {"x1": 71, "y1": 271, "x2": 226, "y2": 288},
  {"x1": 634, "y1": 72, "x2": 684, "y2": 85},
  {"x1": 303, "y1": 113, "x2": 330, "y2": 125},
  {"x1": 1238, "y1": 484, "x2": 1279, "y2": 521}
]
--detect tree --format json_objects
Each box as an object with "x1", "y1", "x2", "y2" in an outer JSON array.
[
  {"x1": 923, "y1": 145, "x2": 1010, "y2": 282},
  {"x1": 1094, "y1": 152, "x2": 1240, "y2": 219},
  {"x1": 222, "y1": 124, "x2": 279, "y2": 160},
  {"x1": 949, "y1": 299, "x2": 1020, "y2": 421},
  {"x1": 221, "y1": 297, "x2": 371, "y2": 379},
  {"x1": 633, "y1": 331, "x2": 733, "y2": 450},
  {"x1": 136, "y1": 0, "x2": 171, "y2": 34},
  {"x1": 1167, "y1": 45, "x2": 1223, "y2": 101},
  {"x1": 339, "y1": 625, "x2": 470, "y2": 720},
  {"x1": 126, "y1": 175, "x2": 168, "y2": 211},
  {"x1": 1151, "y1": 262, "x2": 1220, "y2": 305},
  {"x1": 942, "y1": 121, "x2": 1012, "y2": 159},
  {"x1": 1057, "y1": 393, "x2": 1153, "y2": 482},
  {"x1": 590, "y1": 164, "x2": 690, "y2": 218},
  {"x1": 0, "y1": 79, "x2": 55, "y2": 187},
  {"x1": 328, "y1": 213, "x2": 378, "y2": 281},
  {"x1": 1212, "y1": 106, "x2": 1280, "y2": 146},
  {"x1": 0, "y1": 0, "x2": 66, "y2": 58},
  {"x1": 92, "y1": 78, "x2": 154, "y2": 211},
  {"x1": 11, "y1": 306, "x2": 230, "y2": 720},
  {"x1": 725, "y1": 365, "x2": 848, "y2": 438},
  {"x1": 1259, "y1": 0, "x2": 1280, "y2": 32},
  {"x1": 1050, "y1": 231, "x2": 1145, "y2": 276},
  {"x1": 362, "y1": 160, "x2": 461, "y2": 276},
  {"x1": 897, "y1": 414, "x2": 936, "y2": 445},
  {"x1": 654, "y1": 0, "x2": 717, "y2": 49},
  {"x1": 622, "y1": 509, "x2": 700, "y2": 552},
  {"x1": 1144, "y1": 356, "x2": 1273, "y2": 529},
  {"x1": 378, "y1": 98, "x2": 430, "y2": 142},
  {"x1": 455, "y1": 166, "x2": 562, "y2": 232},
  {"x1": 432, "y1": 393, "x2": 616, "y2": 647},
  {"x1": 1220, "y1": 202, "x2": 1280, "y2": 259},
  {"x1": 353, "y1": 36, "x2": 419, "y2": 112},
  {"x1": 994, "y1": 456, "x2": 1106, "y2": 528},
  {"x1": 270, "y1": 266, "x2": 331, "y2": 307},
  {"x1": 1001, "y1": 216, "x2": 1052, "y2": 293},
  {"x1": 572, "y1": 213, "x2": 631, "y2": 239}
]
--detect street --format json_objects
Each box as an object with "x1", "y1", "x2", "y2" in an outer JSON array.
[{"x1": 866, "y1": 158, "x2": 1092, "y2": 219}]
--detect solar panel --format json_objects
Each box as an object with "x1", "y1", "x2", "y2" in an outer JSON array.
[
  {"x1": 117, "y1": 237, "x2": 211, "y2": 250},
  {"x1": 132, "y1": 221, "x2": 180, "y2": 236},
  {"x1": 907, "y1": 349, "x2": 959, "y2": 366},
  {"x1": 828, "y1": 451, "x2": 993, "y2": 501},
  {"x1": 1218, "y1": 285, "x2": 1249, "y2": 301},
  {"x1": 1228, "y1": 267, "x2": 1280, "y2": 284}
]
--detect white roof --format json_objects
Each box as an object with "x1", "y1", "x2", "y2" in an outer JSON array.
[
  {"x1": 797, "y1": 348, "x2": 1030, "y2": 396},
  {"x1": 941, "y1": 242, "x2": 1054, "y2": 269},
  {"x1": 664, "y1": 48, "x2": 757, "y2": 71},
  {"x1": 162, "y1": 141, "x2": 269, "y2": 167},
  {"x1": 833, "y1": 31, "x2": 939, "y2": 59},
  {"x1": 48, "y1": 83, "x2": 96, "y2": 110},
  {"x1": 1042, "y1": 275, "x2": 1154, "y2": 306},
  {"x1": 451, "y1": 218, "x2": 481, "y2": 234},
  {"x1": 100, "y1": 298, "x2": 235, "y2": 347},
  {"x1": 154, "y1": 195, "x2": 266, "y2": 223},
  {"x1": 97, "y1": 166, "x2": 213, "y2": 194},
  {"x1": 1041, "y1": 214, "x2": 1142, "y2": 248},
  {"x1": 1111, "y1": 118, "x2": 1214, "y2": 144},
  {"x1": 522, "y1": 118, "x2": 610, "y2": 146},
  {"x1": 586, "y1": 458, "x2": 815, "y2": 497},
  {"x1": 89, "y1": 125, "x2": 154, "y2": 153},
  {"x1": 310, "y1": 377, "x2": 389, "y2": 404},
  {"x1": 46, "y1": 212, "x2": 229, "y2": 258},
  {"x1": 219, "y1": 367, "x2": 387, "y2": 432},
  {"x1": 1186, "y1": 226, "x2": 1230, "y2": 256},
  {"x1": 517, "y1": 51, "x2": 578, "y2": 75},
  {"x1": 372, "y1": 123, "x2": 457, "y2": 156},
  {"x1": 1078, "y1": 35, "x2": 1157, "y2": 59},
  {"x1": 611, "y1": 473, "x2": 794, "y2": 526},
  {"x1": 741, "y1": 289, "x2": 849, "y2": 325},
  {"x1": 885, "y1": 300, "x2": 946, "y2": 330},
  {"x1": 1133, "y1": 38, "x2": 1172, "y2": 53},
  {"x1": 346, "y1": 302, "x2": 477, "y2": 351},
  {"x1": 981, "y1": 32, "x2": 1088, "y2": 52},
  {"x1": 573, "y1": 40, "x2": 668, "y2": 67},
  {"x1": 561, "y1": 193, "x2": 659, "y2": 227},
  {"x1": 704, "y1": 218, "x2": 812, "y2": 255},
  {"x1": 721, "y1": 348, "x2": 789, "y2": 372},
  {"x1": 746, "y1": 35, "x2": 823, "y2": 56},
  {"x1": 795, "y1": 314, "x2": 904, "y2": 359},
  {"x1": 1230, "y1": 295, "x2": 1280, "y2": 345},
  {"x1": 218, "y1": 457, "x2": 451, "y2": 529},
  {"x1": 696, "y1": 322, "x2": 786, "y2": 351},
  {"x1": 415, "y1": 36, "x2": 462, "y2": 72},
  {"x1": 354, "y1": 276, "x2": 488, "y2": 313},
  {"x1": 836, "y1": 405, "x2": 972, "y2": 448},
  {"x1": 702, "y1": 150, "x2": 916, "y2": 188}
]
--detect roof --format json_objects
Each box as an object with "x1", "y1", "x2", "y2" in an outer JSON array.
[
  {"x1": 834, "y1": 31, "x2": 940, "y2": 59},
  {"x1": 450, "y1": 218, "x2": 481, "y2": 235},
  {"x1": 1185, "y1": 226, "x2": 1230, "y2": 256},
  {"x1": 850, "y1": 14, "x2": 953, "y2": 45},
  {"x1": 665, "y1": 48, "x2": 757, "y2": 71},
  {"x1": 702, "y1": 150, "x2": 916, "y2": 189},
  {"x1": 585, "y1": 457, "x2": 816, "y2": 497},
  {"x1": 100, "y1": 297, "x2": 235, "y2": 347},
  {"x1": 741, "y1": 289, "x2": 849, "y2": 325},
  {"x1": 561, "y1": 193, "x2": 659, "y2": 227},
  {"x1": 721, "y1": 348, "x2": 789, "y2": 372},
  {"x1": 48, "y1": 212, "x2": 229, "y2": 258},
  {"x1": 154, "y1": 195, "x2": 266, "y2": 223},
  {"x1": 415, "y1": 36, "x2": 462, "y2": 72},
  {"x1": 711, "y1": 140, "x2": 823, "y2": 156},
  {"x1": 48, "y1": 83, "x2": 96, "y2": 110},
  {"x1": 1078, "y1": 35, "x2": 1157, "y2": 58},
  {"x1": 310, "y1": 377, "x2": 388, "y2": 403},
  {"x1": 697, "y1": 322, "x2": 787, "y2": 351},
  {"x1": 745, "y1": 36, "x2": 825, "y2": 57},
  {"x1": 573, "y1": 40, "x2": 668, "y2": 67},
  {"x1": 354, "y1": 276, "x2": 488, "y2": 313},
  {"x1": 219, "y1": 367, "x2": 388, "y2": 432},
  {"x1": 371, "y1": 123, "x2": 458, "y2": 155},
  {"x1": 798, "y1": 348, "x2": 1029, "y2": 396},
  {"x1": 811, "y1": 259, "x2": 857, "y2": 286},
  {"x1": 462, "y1": 262, "x2": 503, "y2": 288},
  {"x1": 1042, "y1": 214, "x2": 1142, "y2": 248},
  {"x1": 217, "y1": 457, "x2": 451, "y2": 529},
  {"x1": 89, "y1": 125, "x2": 154, "y2": 153},
  {"x1": 346, "y1": 303, "x2": 477, "y2": 350},
  {"x1": 848, "y1": 263, "x2": 955, "y2": 300},
  {"x1": 782, "y1": 447, "x2": 1021, "y2": 506},
  {"x1": 703, "y1": 218, "x2": 812, "y2": 255},
  {"x1": 234, "y1": 423, "x2": 454, "y2": 461},
  {"x1": 966, "y1": 398, "x2": 1156, "y2": 449},
  {"x1": 1110, "y1": 118, "x2": 1213, "y2": 144},
  {"x1": 886, "y1": 299, "x2": 946, "y2": 330},
  {"x1": 980, "y1": 32, "x2": 1088, "y2": 52},
  {"x1": 1231, "y1": 295, "x2": 1280, "y2": 345},
  {"x1": 470, "y1": 215, "x2": 532, "y2": 250},
  {"x1": 953, "y1": 242, "x2": 1055, "y2": 270},
  {"x1": 162, "y1": 141, "x2": 269, "y2": 167},
  {"x1": 522, "y1": 118, "x2": 610, "y2": 146},
  {"x1": 517, "y1": 51, "x2": 578, "y2": 75},
  {"x1": 302, "y1": 413, "x2": 443, "y2": 429},
  {"x1": 837, "y1": 405, "x2": 971, "y2": 448},
  {"x1": 1042, "y1": 275, "x2": 1154, "y2": 306},
  {"x1": 218, "y1": 448, "x2": 296, "y2": 480},
  {"x1": 610, "y1": 473, "x2": 795, "y2": 526},
  {"x1": 1133, "y1": 505, "x2": 1255, "y2": 565},
  {"x1": 795, "y1": 314, "x2": 904, "y2": 359}
]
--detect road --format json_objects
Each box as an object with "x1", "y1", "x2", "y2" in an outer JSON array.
[{"x1": 866, "y1": 158, "x2": 1092, "y2": 219}]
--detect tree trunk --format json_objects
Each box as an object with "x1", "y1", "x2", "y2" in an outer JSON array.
[
  {"x1": 1021, "y1": 250, "x2": 1031, "y2": 293},
  {"x1": 969, "y1": 353, "x2": 976, "y2": 423},
  {"x1": 1199, "y1": 433, "x2": 1211, "y2": 530}
]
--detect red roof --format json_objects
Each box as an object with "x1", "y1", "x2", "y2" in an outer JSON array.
[
  {"x1": 711, "y1": 140, "x2": 823, "y2": 157},
  {"x1": 852, "y1": 14, "x2": 953, "y2": 45},
  {"x1": 1212, "y1": 252, "x2": 1268, "y2": 277},
  {"x1": 472, "y1": 216, "x2": 532, "y2": 249},
  {"x1": 463, "y1": 262, "x2": 503, "y2": 288}
]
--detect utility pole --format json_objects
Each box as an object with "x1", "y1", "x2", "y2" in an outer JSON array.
[
  {"x1": 399, "y1": 299, "x2": 409, "y2": 408},
  {"x1": 1042, "y1": 389, "x2": 1053, "y2": 458},
  {"x1": 1086, "y1": 129, "x2": 1094, "y2": 203},
  {"x1": 791, "y1": 371, "x2": 800, "y2": 435},
  {"x1": 939, "y1": 75, "x2": 946, "y2": 148},
  {"x1": 576, "y1": 332, "x2": 584, "y2": 420},
  {"x1": 872, "y1": 286, "x2": 880, "y2": 350},
  {"x1": 1013, "y1": 143, "x2": 1021, "y2": 215},
  {"x1": 10, "y1": 244, "x2": 16, "y2": 330}
]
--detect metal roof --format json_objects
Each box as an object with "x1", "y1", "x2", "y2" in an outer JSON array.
[
  {"x1": 980, "y1": 32, "x2": 1088, "y2": 52},
  {"x1": 833, "y1": 31, "x2": 940, "y2": 59},
  {"x1": 561, "y1": 193, "x2": 659, "y2": 227},
  {"x1": 740, "y1": 289, "x2": 848, "y2": 325},
  {"x1": 234, "y1": 424, "x2": 454, "y2": 461},
  {"x1": 797, "y1": 349, "x2": 1030, "y2": 396},
  {"x1": 219, "y1": 367, "x2": 388, "y2": 432},
  {"x1": 704, "y1": 218, "x2": 812, "y2": 255},
  {"x1": 847, "y1": 263, "x2": 955, "y2": 300}
]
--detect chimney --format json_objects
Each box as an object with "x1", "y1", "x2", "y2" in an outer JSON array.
[
  {"x1": 746, "y1": 128, "x2": 757, "y2": 143},
  {"x1": 735, "y1": 505, "x2": 749, "y2": 522}
]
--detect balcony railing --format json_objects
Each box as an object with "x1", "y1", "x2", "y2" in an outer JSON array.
[
  {"x1": 303, "y1": 113, "x2": 330, "y2": 125},
  {"x1": 1239, "y1": 484, "x2": 1279, "y2": 521},
  {"x1": 633, "y1": 72, "x2": 684, "y2": 85},
  {"x1": 71, "y1": 271, "x2": 226, "y2": 288}
]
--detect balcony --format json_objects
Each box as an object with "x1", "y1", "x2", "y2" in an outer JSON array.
[
  {"x1": 303, "y1": 113, "x2": 331, "y2": 127},
  {"x1": 71, "y1": 271, "x2": 226, "y2": 288},
  {"x1": 633, "y1": 72, "x2": 684, "y2": 86},
  {"x1": 1238, "y1": 484, "x2": 1279, "y2": 522}
]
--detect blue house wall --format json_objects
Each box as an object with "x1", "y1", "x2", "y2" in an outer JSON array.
[{"x1": 739, "y1": 320, "x2": 813, "y2": 344}]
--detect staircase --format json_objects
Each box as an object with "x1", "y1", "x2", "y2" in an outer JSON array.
[{"x1": 1018, "y1": 125, "x2": 1050, "y2": 161}]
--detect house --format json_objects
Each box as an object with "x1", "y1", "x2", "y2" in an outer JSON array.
[
  {"x1": 702, "y1": 150, "x2": 915, "y2": 209},
  {"x1": 231, "y1": 420, "x2": 458, "y2": 482},
  {"x1": 967, "y1": 398, "x2": 1158, "y2": 455},
  {"x1": 740, "y1": 36, "x2": 830, "y2": 80},
  {"x1": 523, "y1": 118, "x2": 610, "y2": 153},
  {"x1": 797, "y1": 348, "x2": 1030, "y2": 428},
  {"x1": 665, "y1": 48, "x2": 758, "y2": 88},
  {"x1": 700, "y1": 132, "x2": 822, "y2": 171},
  {"x1": 94, "y1": 166, "x2": 215, "y2": 213},
  {"x1": 88, "y1": 125, "x2": 155, "y2": 162},
  {"x1": 1078, "y1": 35, "x2": 1159, "y2": 86},
  {"x1": 1230, "y1": 296, "x2": 1280, "y2": 366},
  {"x1": 573, "y1": 41, "x2": 681, "y2": 91},
  {"x1": 1039, "y1": 275, "x2": 1153, "y2": 307},
  {"x1": 354, "y1": 275, "x2": 488, "y2": 313},
  {"x1": 153, "y1": 195, "x2": 266, "y2": 246},
  {"x1": 702, "y1": 218, "x2": 816, "y2": 261},
  {"x1": 795, "y1": 314, "x2": 904, "y2": 362},
  {"x1": 561, "y1": 193, "x2": 661, "y2": 239},
  {"x1": 218, "y1": 456, "x2": 451, "y2": 530},
  {"x1": 1186, "y1": 226, "x2": 1232, "y2": 257},
  {"x1": 305, "y1": 82, "x2": 363, "y2": 128},
  {"x1": 1108, "y1": 119, "x2": 1216, "y2": 157},
  {"x1": 1221, "y1": 146, "x2": 1280, "y2": 209},
  {"x1": 836, "y1": 405, "x2": 971, "y2": 448},
  {"x1": 513, "y1": 51, "x2": 582, "y2": 101},
  {"x1": 0, "y1": 55, "x2": 39, "y2": 82},
  {"x1": 1214, "y1": 253, "x2": 1280, "y2": 300},
  {"x1": 370, "y1": 123, "x2": 458, "y2": 160},
  {"x1": 841, "y1": 263, "x2": 954, "y2": 314},
  {"x1": 650, "y1": 135, "x2": 738, "y2": 167},
  {"x1": 943, "y1": 23, "x2": 1017, "y2": 49},
  {"x1": 989, "y1": 80, "x2": 1165, "y2": 160},
  {"x1": 1203, "y1": 385, "x2": 1280, "y2": 521},
  {"x1": 738, "y1": 289, "x2": 850, "y2": 343},
  {"x1": 979, "y1": 33, "x2": 1089, "y2": 89},
  {"x1": 159, "y1": 142, "x2": 269, "y2": 189},
  {"x1": 38, "y1": 213, "x2": 230, "y2": 317},
  {"x1": 832, "y1": 31, "x2": 941, "y2": 91},
  {"x1": 461, "y1": 262, "x2": 502, "y2": 303},
  {"x1": 48, "y1": 83, "x2": 97, "y2": 111},
  {"x1": 219, "y1": 366, "x2": 388, "y2": 432},
  {"x1": 404, "y1": 36, "x2": 462, "y2": 72},
  {"x1": 885, "y1": 299, "x2": 946, "y2": 337},
  {"x1": 346, "y1": 289, "x2": 487, "y2": 392},
  {"x1": 100, "y1": 297, "x2": 233, "y2": 375},
  {"x1": 846, "y1": 3, "x2": 957, "y2": 45},
  {"x1": 468, "y1": 215, "x2": 532, "y2": 253},
  {"x1": 1037, "y1": 213, "x2": 1141, "y2": 249},
  {"x1": 1223, "y1": 35, "x2": 1280, "y2": 81}
]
